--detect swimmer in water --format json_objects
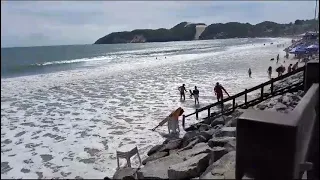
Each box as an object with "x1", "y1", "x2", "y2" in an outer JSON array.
[{"x1": 178, "y1": 84, "x2": 187, "y2": 101}]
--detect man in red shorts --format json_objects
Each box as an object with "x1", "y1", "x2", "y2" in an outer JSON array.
[{"x1": 214, "y1": 82, "x2": 230, "y2": 102}]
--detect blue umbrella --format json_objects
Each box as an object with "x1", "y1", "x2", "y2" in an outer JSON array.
[
  {"x1": 289, "y1": 46, "x2": 308, "y2": 54},
  {"x1": 306, "y1": 44, "x2": 319, "y2": 51}
]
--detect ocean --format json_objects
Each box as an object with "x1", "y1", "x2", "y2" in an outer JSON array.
[{"x1": 1, "y1": 38, "x2": 290, "y2": 178}]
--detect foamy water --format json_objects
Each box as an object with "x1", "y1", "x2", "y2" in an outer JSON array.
[{"x1": 1, "y1": 38, "x2": 295, "y2": 178}]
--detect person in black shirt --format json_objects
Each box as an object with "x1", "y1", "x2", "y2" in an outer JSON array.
[
  {"x1": 193, "y1": 86, "x2": 199, "y2": 105},
  {"x1": 178, "y1": 84, "x2": 187, "y2": 101}
]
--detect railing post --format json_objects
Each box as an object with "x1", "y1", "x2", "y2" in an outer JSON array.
[
  {"x1": 261, "y1": 86, "x2": 264, "y2": 101},
  {"x1": 208, "y1": 108, "x2": 210, "y2": 118},
  {"x1": 271, "y1": 78, "x2": 274, "y2": 95},
  {"x1": 244, "y1": 89, "x2": 248, "y2": 107},
  {"x1": 304, "y1": 60, "x2": 319, "y2": 92},
  {"x1": 233, "y1": 98, "x2": 236, "y2": 111},
  {"x1": 196, "y1": 109, "x2": 199, "y2": 120},
  {"x1": 182, "y1": 115, "x2": 185, "y2": 129}
]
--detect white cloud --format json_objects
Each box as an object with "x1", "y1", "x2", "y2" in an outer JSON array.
[{"x1": 1, "y1": 1, "x2": 317, "y2": 47}]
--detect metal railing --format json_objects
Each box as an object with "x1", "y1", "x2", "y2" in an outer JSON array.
[{"x1": 182, "y1": 67, "x2": 305, "y2": 130}]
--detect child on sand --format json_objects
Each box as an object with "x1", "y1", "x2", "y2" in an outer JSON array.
[{"x1": 248, "y1": 68, "x2": 252, "y2": 78}]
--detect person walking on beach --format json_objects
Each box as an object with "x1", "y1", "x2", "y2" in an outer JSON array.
[
  {"x1": 248, "y1": 68, "x2": 252, "y2": 78},
  {"x1": 193, "y1": 86, "x2": 200, "y2": 105},
  {"x1": 214, "y1": 82, "x2": 230, "y2": 103},
  {"x1": 276, "y1": 65, "x2": 285, "y2": 77},
  {"x1": 287, "y1": 64, "x2": 292, "y2": 73},
  {"x1": 285, "y1": 52, "x2": 289, "y2": 59},
  {"x1": 267, "y1": 66, "x2": 272, "y2": 79},
  {"x1": 276, "y1": 54, "x2": 280, "y2": 63},
  {"x1": 292, "y1": 62, "x2": 299, "y2": 71},
  {"x1": 178, "y1": 84, "x2": 187, "y2": 101}
]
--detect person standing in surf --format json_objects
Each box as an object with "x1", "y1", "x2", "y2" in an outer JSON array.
[
  {"x1": 193, "y1": 86, "x2": 200, "y2": 105},
  {"x1": 276, "y1": 54, "x2": 280, "y2": 63},
  {"x1": 178, "y1": 84, "x2": 187, "y2": 101},
  {"x1": 248, "y1": 68, "x2": 252, "y2": 78},
  {"x1": 214, "y1": 82, "x2": 230, "y2": 103},
  {"x1": 267, "y1": 66, "x2": 272, "y2": 79}
]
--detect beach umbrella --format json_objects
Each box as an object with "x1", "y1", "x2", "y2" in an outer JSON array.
[
  {"x1": 289, "y1": 46, "x2": 308, "y2": 54},
  {"x1": 306, "y1": 44, "x2": 319, "y2": 51}
]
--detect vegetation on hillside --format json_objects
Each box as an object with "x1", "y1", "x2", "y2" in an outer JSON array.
[
  {"x1": 200, "y1": 19, "x2": 319, "y2": 39},
  {"x1": 94, "y1": 22, "x2": 201, "y2": 44},
  {"x1": 94, "y1": 19, "x2": 319, "y2": 44}
]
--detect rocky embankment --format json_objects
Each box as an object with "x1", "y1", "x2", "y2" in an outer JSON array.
[
  {"x1": 251, "y1": 71, "x2": 305, "y2": 113},
  {"x1": 111, "y1": 69, "x2": 305, "y2": 180}
]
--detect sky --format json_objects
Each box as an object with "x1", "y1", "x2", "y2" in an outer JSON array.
[{"x1": 1, "y1": 1, "x2": 318, "y2": 48}]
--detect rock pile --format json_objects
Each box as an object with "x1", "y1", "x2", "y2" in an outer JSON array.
[
  {"x1": 272, "y1": 71, "x2": 304, "y2": 92},
  {"x1": 134, "y1": 110, "x2": 241, "y2": 180},
  {"x1": 252, "y1": 90, "x2": 305, "y2": 113},
  {"x1": 251, "y1": 70, "x2": 305, "y2": 113}
]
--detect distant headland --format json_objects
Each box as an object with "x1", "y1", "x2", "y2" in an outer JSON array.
[{"x1": 94, "y1": 19, "x2": 319, "y2": 44}]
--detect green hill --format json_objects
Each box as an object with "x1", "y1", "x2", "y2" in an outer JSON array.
[
  {"x1": 94, "y1": 19, "x2": 319, "y2": 44},
  {"x1": 200, "y1": 19, "x2": 318, "y2": 39},
  {"x1": 94, "y1": 22, "x2": 205, "y2": 44}
]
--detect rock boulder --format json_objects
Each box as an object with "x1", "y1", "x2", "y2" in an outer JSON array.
[
  {"x1": 208, "y1": 137, "x2": 236, "y2": 148},
  {"x1": 147, "y1": 144, "x2": 164, "y2": 156},
  {"x1": 210, "y1": 151, "x2": 236, "y2": 179},
  {"x1": 177, "y1": 143, "x2": 212, "y2": 157},
  {"x1": 112, "y1": 167, "x2": 137, "y2": 179},
  {"x1": 159, "y1": 139, "x2": 182, "y2": 152},
  {"x1": 200, "y1": 151, "x2": 236, "y2": 179},
  {"x1": 208, "y1": 146, "x2": 228, "y2": 163},
  {"x1": 199, "y1": 124, "x2": 211, "y2": 131},
  {"x1": 137, "y1": 153, "x2": 185, "y2": 179},
  {"x1": 197, "y1": 131, "x2": 212, "y2": 142},
  {"x1": 179, "y1": 138, "x2": 200, "y2": 151},
  {"x1": 181, "y1": 131, "x2": 200, "y2": 148},
  {"x1": 168, "y1": 153, "x2": 210, "y2": 179},
  {"x1": 142, "y1": 151, "x2": 169, "y2": 165},
  {"x1": 215, "y1": 127, "x2": 236, "y2": 138}
]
